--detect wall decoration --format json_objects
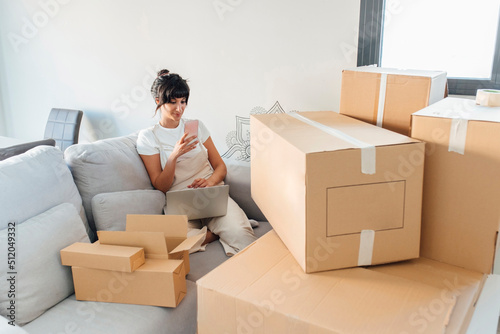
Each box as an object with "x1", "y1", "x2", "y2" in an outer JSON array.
[{"x1": 221, "y1": 101, "x2": 287, "y2": 162}]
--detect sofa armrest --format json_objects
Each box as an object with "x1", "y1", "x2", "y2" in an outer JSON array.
[
  {"x1": 224, "y1": 161, "x2": 266, "y2": 221},
  {"x1": 0, "y1": 139, "x2": 56, "y2": 161}
]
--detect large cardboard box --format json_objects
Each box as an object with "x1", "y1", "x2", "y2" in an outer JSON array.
[
  {"x1": 251, "y1": 111, "x2": 425, "y2": 272},
  {"x1": 60, "y1": 242, "x2": 145, "y2": 272},
  {"x1": 340, "y1": 67, "x2": 447, "y2": 136},
  {"x1": 197, "y1": 231, "x2": 485, "y2": 334},
  {"x1": 411, "y1": 97, "x2": 500, "y2": 274}
]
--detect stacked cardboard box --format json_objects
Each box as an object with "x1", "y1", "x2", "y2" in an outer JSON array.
[
  {"x1": 61, "y1": 214, "x2": 203, "y2": 307},
  {"x1": 411, "y1": 97, "x2": 500, "y2": 274},
  {"x1": 250, "y1": 111, "x2": 425, "y2": 272},
  {"x1": 340, "y1": 67, "x2": 447, "y2": 136},
  {"x1": 197, "y1": 100, "x2": 500, "y2": 333}
]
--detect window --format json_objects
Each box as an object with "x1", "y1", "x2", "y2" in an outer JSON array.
[{"x1": 358, "y1": 0, "x2": 500, "y2": 95}]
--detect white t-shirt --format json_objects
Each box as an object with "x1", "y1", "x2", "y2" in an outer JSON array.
[{"x1": 137, "y1": 118, "x2": 213, "y2": 190}]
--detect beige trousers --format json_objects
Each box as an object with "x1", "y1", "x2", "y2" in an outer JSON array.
[{"x1": 188, "y1": 197, "x2": 257, "y2": 256}]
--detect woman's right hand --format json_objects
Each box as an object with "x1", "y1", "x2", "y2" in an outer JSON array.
[{"x1": 171, "y1": 132, "x2": 198, "y2": 160}]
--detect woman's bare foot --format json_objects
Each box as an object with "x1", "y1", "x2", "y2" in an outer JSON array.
[{"x1": 202, "y1": 230, "x2": 219, "y2": 246}]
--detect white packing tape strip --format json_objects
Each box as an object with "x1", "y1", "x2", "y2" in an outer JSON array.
[
  {"x1": 448, "y1": 118, "x2": 468, "y2": 155},
  {"x1": 376, "y1": 73, "x2": 388, "y2": 127},
  {"x1": 288, "y1": 113, "x2": 376, "y2": 174},
  {"x1": 358, "y1": 229, "x2": 375, "y2": 266}
]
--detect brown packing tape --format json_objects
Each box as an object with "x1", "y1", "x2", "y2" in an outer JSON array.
[{"x1": 122, "y1": 214, "x2": 200, "y2": 274}]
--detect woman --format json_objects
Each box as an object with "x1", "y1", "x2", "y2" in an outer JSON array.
[{"x1": 136, "y1": 69, "x2": 256, "y2": 256}]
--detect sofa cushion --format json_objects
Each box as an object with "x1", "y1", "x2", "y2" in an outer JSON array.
[
  {"x1": 65, "y1": 134, "x2": 153, "y2": 236},
  {"x1": 0, "y1": 146, "x2": 90, "y2": 237},
  {"x1": 224, "y1": 161, "x2": 266, "y2": 221},
  {"x1": 0, "y1": 316, "x2": 29, "y2": 333},
  {"x1": 0, "y1": 203, "x2": 90, "y2": 326},
  {"x1": 92, "y1": 189, "x2": 165, "y2": 231},
  {"x1": 22, "y1": 281, "x2": 198, "y2": 334}
]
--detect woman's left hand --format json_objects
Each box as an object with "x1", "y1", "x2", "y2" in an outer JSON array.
[{"x1": 188, "y1": 178, "x2": 216, "y2": 188}]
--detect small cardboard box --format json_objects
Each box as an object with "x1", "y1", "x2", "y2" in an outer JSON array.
[
  {"x1": 68, "y1": 230, "x2": 188, "y2": 307},
  {"x1": 340, "y1": 67, "x2": 447, "y2": 136},
  {"x1": 60, "y1": 242, "x2": 145, "y2": 272},
  {"x1": 64, "y1": 214, "x2": 204, "y2": 307},
  {"x1": 72, "y1": 258, "x2": 186, "y2": 308},
  {"x1": 197, "y1": 231, "x2": 485, "y2": 334},
  {"x1": 251, "y1": 111, "x2": 425, "y2": 272},
  {"x1": 411, "y1": 97, "x2": 500, "y2": 274}
]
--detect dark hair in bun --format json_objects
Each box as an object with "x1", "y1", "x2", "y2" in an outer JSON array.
[{"x1": 150, "y1": 69, "x2": 190, "y2": 114}]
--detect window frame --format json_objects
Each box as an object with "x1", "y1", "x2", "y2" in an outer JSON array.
[{"x1": 357, "y1": 0, "x2": 500, "y2": 95}]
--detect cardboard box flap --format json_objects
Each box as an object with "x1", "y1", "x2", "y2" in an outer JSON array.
[
  {"x1": 126, "y1": 214, "x2": 188, "y2": 238},
  {"x1": 344, "y1": 66, "x2": 446, "y2": 78},
  {"x1": 198, "y1": 232, "x2": 290, "y2": 295},
  {"x1": 173, "y1": 261, "x2": 187, "y2": 293},
  {"x1": 252, "y1": 112, "x2": 418, "y2": 155},
  {"x1": 169, "y1": 233, "x2": 205, "y2": 254},
  {"x1": 137, "y1": 258, "x2": 184, "y2": 273},
  {"x1": 97, "y1": 231, "x2": 169, "y2": 259},
  {"x1": 413, "y1": 97, "x2": 500, "y2": 123}
]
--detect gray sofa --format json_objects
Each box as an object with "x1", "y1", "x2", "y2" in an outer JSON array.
[{"x1": 0, "y1": 133, "x2": 270, "y2": 334}]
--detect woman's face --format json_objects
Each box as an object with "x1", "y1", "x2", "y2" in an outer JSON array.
[{"x1": 159, "y1": 97, "x2": 187, "y2": 125}]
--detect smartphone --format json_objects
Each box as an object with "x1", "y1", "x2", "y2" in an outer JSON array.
[{"x1": 184, "y1": 120, "x2": 199, "y2": 139}]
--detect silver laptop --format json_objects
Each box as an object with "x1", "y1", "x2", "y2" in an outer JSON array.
[{"x1": 165, "y1": 185, "x2": 229, "y2": 220}]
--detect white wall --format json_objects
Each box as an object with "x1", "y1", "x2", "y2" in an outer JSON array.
[{"x1": 0, "y1": 0, "x2": 360, "y2": 152}]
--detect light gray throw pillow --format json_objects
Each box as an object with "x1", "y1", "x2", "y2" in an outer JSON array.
[
  {"x1": 0, "y1": 146, "x2": 90, "y2": 238},
  {"x1": 0, "y1": 203, "x2": 90, "y2": 326},
  {"x1": 65, "y1": 134, "x2": 153, "y2": 236},
  {"x1": 92, "y1": 189, "x2": 166, "y2": 231}
]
